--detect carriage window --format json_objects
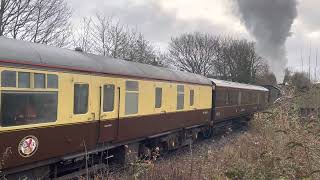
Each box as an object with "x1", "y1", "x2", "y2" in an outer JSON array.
[
  {"x1": 226, "y1": 91, "x2": 230, "y2": 105},
  {"x1": 103, "y1": 84, "x2": 115, "y2": 112},
  {"x1": 238, "y1": 91, "x2": 242, "y2": 105},
  {"x1": 177, "y1": 85, "x2": 184, "y2": 110},
  {"x1": 18, "y1": 72, "x2": 30, "y2": 88},
  {"x1": 2, "y1": 71, "x2": 16, "y2": 87},
  {"x1": 74, "y1": 84, "x2": 89, "y2": 114},
  {"x1": 34, "y1": 73, "x2": 45, "y2": 88},
  {"x1": 47, "y1": 74, "x2": 58, "y2": 89},
  {"x1": 0, "y1": 91, "x2": 58, "y2": 127},
  {"x1": 155, "y1": 87, "x2": 162, "y2": 108},
  {"x1": 190, "y1": 90, "x2": 194, "y2": 106},
  {"x1": 125, "y1": 81, "x2": 139, "y2": 115}
]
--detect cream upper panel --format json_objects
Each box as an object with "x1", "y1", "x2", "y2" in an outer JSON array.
[{"x1": 0, "y1": 65, "x2": 212, "y2": 132}]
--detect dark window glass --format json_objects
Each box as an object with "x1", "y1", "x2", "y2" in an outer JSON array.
[
  {"x1": 47, "y1": 74, "x2": 58, "y2": 89},
  {"x1": 0, "y1": 92, "x2": 58, "y2": 127},
  {"x1": 18, "y1": 72, "x2": 30, "y2": 88},
  {"x1": 216, "y1": 88, "x2": 226, "y2": 107},
  {"x1": 74, "y1": 84, "x2": 89, "y2": 114},
  {"x1": 126, "y1": 81, "x2": 139, "y2": 91},
  {"x1": 177, "y1": 85, "x2": 184, "y2": 110},
  {"x1": 103, "y1": 84, "x2": 115, "y2": 112},
  {"x1": 125, "y1": 92, "x2": 138, "y2": 115},
  {"x1": 34, "y1": 73, "x2": 45, "y2": 88},
  {"x1": 1, "y1": 71, "x2": 16, "y2": 87},
  {"x1": 125, "y1": 81, "x2": 139, "y2": 115},
  {"x1": 155, "y1": 87, "x2": 162, "y2": 108},
  {"x1": 226, "y1": 91, "x2": 230, "y2": 105},
  {"x1": 190, "y1": 90, "x2": 194, "y2": 106}
]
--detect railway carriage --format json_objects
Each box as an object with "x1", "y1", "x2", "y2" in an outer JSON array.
[
  {"x1": 0, "y1": 37, "x2": 269, "y2": 179},
  {"x1": 210, "y1": 79, "x2": 269, "y2": 122},
  {"x1": 0, "y1": 37, "x2": 212, "y2": 178}
]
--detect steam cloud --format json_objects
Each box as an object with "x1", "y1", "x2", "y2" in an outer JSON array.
[{"x1": 234, "y1": 0, "x2": 298, "y2": 82}]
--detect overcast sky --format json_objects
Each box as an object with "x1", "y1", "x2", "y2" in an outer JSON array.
[{"x1": 69, "y1": 0, "x2": 320, "y2": 78}]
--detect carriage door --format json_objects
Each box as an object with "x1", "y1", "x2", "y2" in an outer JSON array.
[{"x1": 98, "y1": 80, "x2": 119, "y2": 143}]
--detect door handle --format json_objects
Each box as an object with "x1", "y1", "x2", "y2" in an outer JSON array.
[
  {"x1": 91, "y1": 112, "x2": 96, "y2": 120},
  {"x1": 101, "y1": 114, "x2": 107, "y2": 119}
]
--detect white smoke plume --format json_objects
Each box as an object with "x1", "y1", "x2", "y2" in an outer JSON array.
[{"x1": 234, "y1": 0, "x2": 298, "y2": 83}]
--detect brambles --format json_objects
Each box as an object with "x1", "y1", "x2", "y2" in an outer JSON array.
[{"x1": 101, "y1": 87, "x2": 320, "y2": 179}]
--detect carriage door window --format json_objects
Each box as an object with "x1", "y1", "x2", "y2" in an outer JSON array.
[
  {"x1": 190, "y1": 90, "x2": 194, "y2": 106},
  {"x1": 103, "y1": 84, "x2": 115, "y2": 112},
  {"x1": 2, "y1": 70, "x2": 16, "y2": 87},
  {"x1": 155, "y1": 87, "x2": 162, "y2": 108},
  {"x1": 125, "y1": 81, "x2": 139, "y2": 115},
  {"x1": 177, "y1": 85, "x2": 184, "y2": 110},
  {"x1": 74, "y1": 84, "x2": 89, "y2": 114}
]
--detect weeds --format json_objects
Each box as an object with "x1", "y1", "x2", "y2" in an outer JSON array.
[{"x1": 99, "y1": 87, "x2": 320, "y2": 180}]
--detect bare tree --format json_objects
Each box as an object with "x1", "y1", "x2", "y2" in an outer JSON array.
[
  {"x1": 0, "y1": 0, "x2": 72, "y2": 47},
  {"x1": 255, "y1": 63, "x2": 277, "y2": 85},
  {"x1": 168, "y1": 32, "x2": 219, "y2": 76},
  {"x1": 213, "y1": 37, "x2": 265, "y2": 83},
  {"x1": 0, "y1": 0, "x2": 34, "y2": 36},
  {"x1": 92, "y1": 14, "x2": 110, "y2": 56},
  {"x1": 91, "y1": 14, "x2": 163, "y2": 66},
  {"x1": 73, "y1": 18, "x2": 94, "y2": 53},
  {"x1": 23, "y1": 0, "x2": 72, "y2": 47}
]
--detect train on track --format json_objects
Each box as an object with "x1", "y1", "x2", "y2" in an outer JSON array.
[{"x1": 0, "y1": 37, "x2": 270, "y2": 179}]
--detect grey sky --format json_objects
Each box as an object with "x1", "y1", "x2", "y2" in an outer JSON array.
[{"x1": 69, "y1": 0, "x2": 320, "y2": 80}]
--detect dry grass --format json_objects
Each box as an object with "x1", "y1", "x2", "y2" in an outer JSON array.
[{"x1": 101, "y1": 88, "x2": 320, "y2": 180}]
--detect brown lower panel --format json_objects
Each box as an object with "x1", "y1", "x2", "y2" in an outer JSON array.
[
  {"x1": 215, "y1": 104, "x2": 261, "y2": 121},
  {"x1": 0, "y1": 109, "x2": 211, "y2": 172},
  {"x1": 0, "y1": 121, "x2": 98, "y2": 171},
  {"x1": 116, "y1": 109, "x2": 211, "y2": 142}
]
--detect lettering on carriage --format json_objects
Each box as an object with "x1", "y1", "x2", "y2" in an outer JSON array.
[
  {"x1": 216, "y1": 112, "x2": 221, "y2": 116},
  {"x1": 202, "y1": 111, "x2": 208, "y2": 115},
  {"x1": 241, "y1": 108, "x2": 246, "y2": 112}
]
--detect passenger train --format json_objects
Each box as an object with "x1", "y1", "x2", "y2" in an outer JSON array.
[{"x1": 0, "y1": 37, "x2": 269, "y2": 179}]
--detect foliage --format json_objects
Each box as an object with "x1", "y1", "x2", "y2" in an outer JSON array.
[
  {"x1": 104, "y1": 87, "x2": 320, "y2": 180},
  {"x1": 283, "y1": 68, "x2": 311, "y2": 91}
]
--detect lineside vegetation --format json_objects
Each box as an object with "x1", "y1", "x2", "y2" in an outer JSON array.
[{"x1": 99, "y1": 87, "x2": 320, "y2": 180}]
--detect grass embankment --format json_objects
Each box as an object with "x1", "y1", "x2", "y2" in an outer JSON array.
[{"x1": 101, "y1": 88, "x2": 320, "y2": 180}]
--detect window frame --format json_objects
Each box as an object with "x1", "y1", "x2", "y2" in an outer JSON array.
[
  {"x1": 18, "y1": 72, "x2": 31, "y2": 88},
  {"x1": 190, "y1": 89, "x2": 194, "y2": 106},
  {"x1": 47, "y1": 74, "x2": 58, "y2": 89},
  {"x1": 177, "y1": 85, "x2": 185, "y2": 110},
  {"x1": 34, "y1": 73, "x2": 46, "y2": 89},
  {"x1": 155, "y1": 87, "x2": 162, "y2": 109},
  {"x1": 103, "y1": 84, "x2": 115, "y2": 112},
  {"x1": 0, "y1": 91, "x2": 58, "y2": 127},
  {"x1": 125, "y1": 80, "x2": 139, "y2": 115},
  {"x1": 1, "y1": 70, "x2": 17, "y2": 87},
  {"x1": 73, "y1": 83, "x2": 89, "y2": 115}
]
